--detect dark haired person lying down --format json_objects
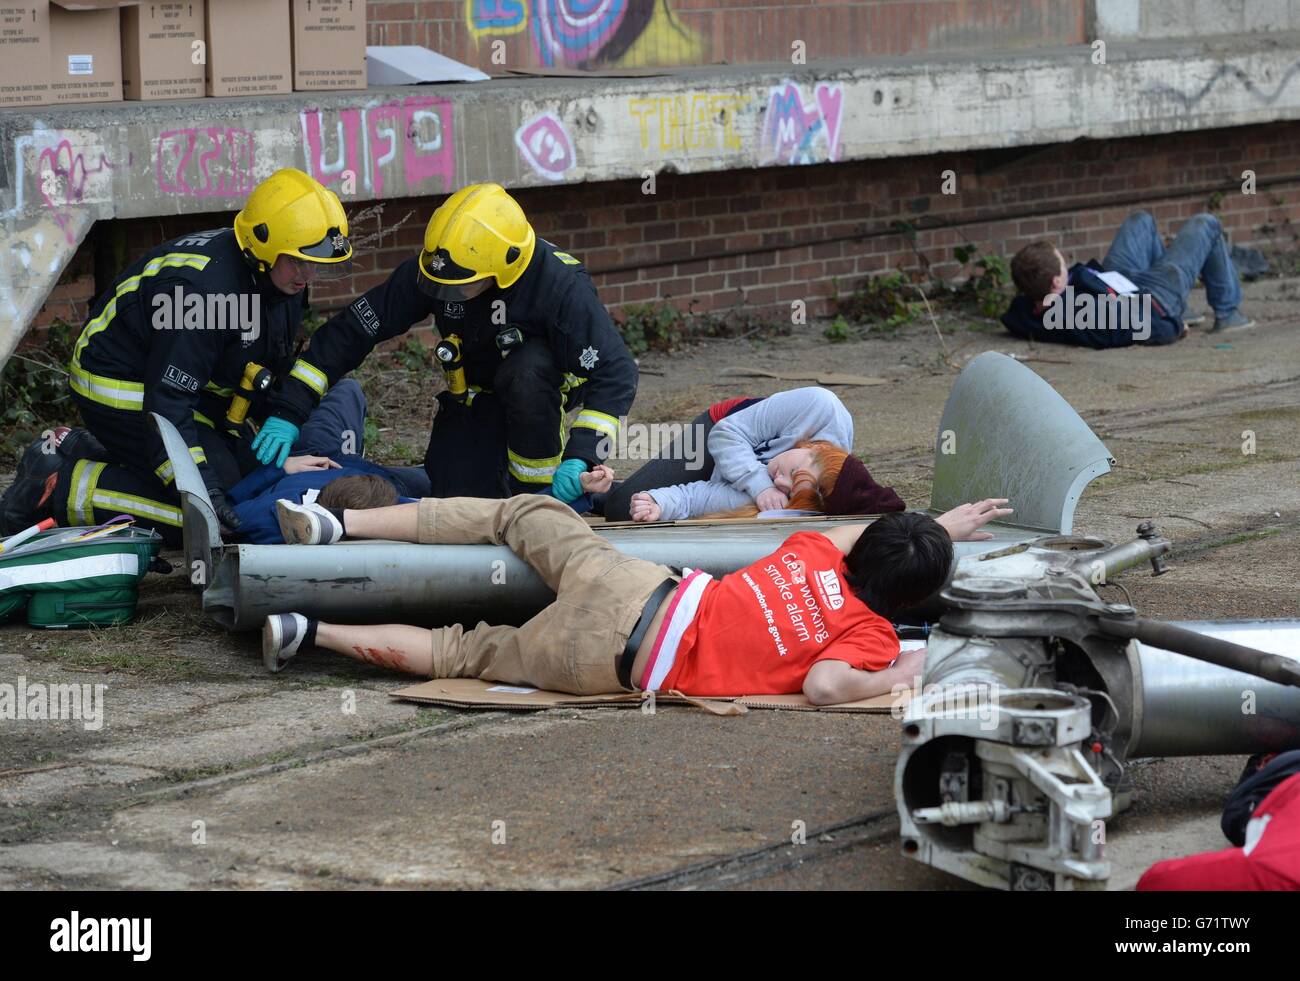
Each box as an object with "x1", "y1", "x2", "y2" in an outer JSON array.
[
  {"x1": 229, "y1": 456, "x2": 614, "y2": 543},
  {"x1": 261, "y1": 494, "x2": 1012, "y2": 702},
  {"x1": 226, "y1": 455, "x2": 427, "y2": 543}
]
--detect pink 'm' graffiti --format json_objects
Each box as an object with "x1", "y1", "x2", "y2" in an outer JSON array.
[
  {"x1": 762, "y1": 81, "x2": 844, "y2": 165},
  {"x1": 156, "y1": 127, "x2": 256, "y2": 198},
  {"x1": 300, "y1": 96, "x2": 455, "y2": 199},
  {"x1": 37, "y1": 139, "x2": 128, "y2": 243}
]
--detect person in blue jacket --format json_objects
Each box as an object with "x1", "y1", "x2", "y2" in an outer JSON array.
[
  {"x1": 231, "y1": 452, "x2": 613, "y2": 543},
  {"x1": 227, "y1": 455, "x2": 427, "y2": 544}
]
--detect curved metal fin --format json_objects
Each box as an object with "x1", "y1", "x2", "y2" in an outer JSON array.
[
  {"x1": 931, "y1": 352, "x2": 1114, "y2": 534},
  {"x1": 149, "y1": 412, "x2": 220, "y2": 587}
]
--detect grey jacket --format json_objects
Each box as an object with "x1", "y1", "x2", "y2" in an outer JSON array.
[{"x1": 647, "y1": 387, "x2": 854, "y2": 520}]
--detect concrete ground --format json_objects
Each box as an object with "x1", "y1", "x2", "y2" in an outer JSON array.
[{"x1": 1, "y1": 277, "x2": 1297, "y2": 890}]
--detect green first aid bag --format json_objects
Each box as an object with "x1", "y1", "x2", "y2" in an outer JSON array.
[{"x1": 0, "y1": 526, "x2": 163, "y2": 629}]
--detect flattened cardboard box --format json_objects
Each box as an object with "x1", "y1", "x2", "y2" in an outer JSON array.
[
  {"x1": 121, "y1": 1, "x2": 205, "y2": 101},
  {"x1": 291, "y1": 0, "x2": 364, "y2": 91},
  {"x1": 0, "y1": 3, "x2": 52, "y2": 108},
  {"x1": 49, "y1": 1, "x2": 134, "y2": 105},
  {"x1": 205, "y1": 0, "x2": 289, "y2": 97},
  {"x1": 394, "y1": 677, "x2": 907, "y2": 714}
]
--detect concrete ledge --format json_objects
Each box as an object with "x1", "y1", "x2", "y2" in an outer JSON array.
[
  {"x1": 5, "y1": 38, "x2": 1300, "y2": 223},
  {"x1": 3, "y1": 35, "x2": 1300, "y2": 360}
]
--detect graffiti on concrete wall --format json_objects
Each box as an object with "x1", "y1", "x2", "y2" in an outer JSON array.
[
  {"x1": 156, "y1": 127, "x2": 256, "y2": 198},
  {"x1": 629, "y1": 92, "x2": 747, "y2": 153},
  {"x1": 16, "y1": 135, "x2": 129, "y2": 244},
  {"x1": 760, "y1": 81, "x2": 844, "y2": 166},
  {"x1": 515, "y1": 111, "x2": 576, "y2": 180},
  {"x1": 468, "y1": 0, "x2": 702, "y2": 69},
  {"x1": 1143, "y1": 60, "x2": 1300, "y2": 109},
  {"x1": 299, "y1": 95, "x2": 456, "y2": 199},
  {"x1": 467, "y1": 0, "x2": 529, "y2": 36}
]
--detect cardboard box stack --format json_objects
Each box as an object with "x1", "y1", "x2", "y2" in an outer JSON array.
[
  {"x1": 205, "y1": 0, "x2": 291, "y2": 97},
  {"x1": 121, "y1": 0, "x2": 205, "y2": 100},
  {"x1": 0, "y1": 1, "x2": 370, "y2": 108},
  {"x1": 291, "y1": 0, "x2": 365, "y2": 91},
  {"x1": 0, "y1": 3, "x2": 52, "y2": 107},
  {"x1": 48, "y1": 1, "x2": 134, "y2": 105}
]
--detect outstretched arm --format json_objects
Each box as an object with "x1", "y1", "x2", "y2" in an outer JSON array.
[
  {"x1": 631, "y1": 480, "x2": 753, "y2": 521},
  {"x1": 820, "y1": 498, "x2": 1014, "y2": 553},
  {"x1": 934, "y1": 498, "x2": 1013, "y2": 541},
  {"x1": 803, "y1": 648, "x2": 926, "y2": 705}
]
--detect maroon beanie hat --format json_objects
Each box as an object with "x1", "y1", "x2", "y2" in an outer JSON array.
[{"x1": 823, "y1": 456, "x2": 905, "y2": 516}]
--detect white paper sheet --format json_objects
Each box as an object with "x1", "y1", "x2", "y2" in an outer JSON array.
[{"x1": 1096, "y1": 270, "x2": 1140, "y2": 294}]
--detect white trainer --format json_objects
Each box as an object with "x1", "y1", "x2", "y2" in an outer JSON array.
[
  {"x1": 263, "y1": 612, "x2": 312, "y2": 673},
  {"x1": 275, "y1": 499, "x2": 344, "y2": 545}
]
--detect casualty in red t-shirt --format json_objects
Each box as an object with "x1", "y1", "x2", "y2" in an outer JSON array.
[{"x1": 657, "y1": 531, "x2": 901, "y2": 696}]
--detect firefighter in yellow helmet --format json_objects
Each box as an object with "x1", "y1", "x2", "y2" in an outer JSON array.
[
  {"x1": 262, "y1": 182, "x2": 637, "y2": 501},
  {"x1": 1, "y1": 169, "x2": 364, "y2": 542}
]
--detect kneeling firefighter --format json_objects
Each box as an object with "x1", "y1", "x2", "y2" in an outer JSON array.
[
  {"x1": 0, "y1": 169, "x2": 355, "y2": 544},
  {"x1": 257, "y1": 183, "x2": 637, "y2": 501}
]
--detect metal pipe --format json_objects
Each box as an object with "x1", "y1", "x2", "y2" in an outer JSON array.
[
  {"x1": 1106, "y1": 617, "x2": 1300, "y2": 689},
  {"x1": 1132, "y1": 620, "x2": 1300, "y2": 758},
  {"x1": 204, "y1": 520, "x2": 1041, "y2": 630}
]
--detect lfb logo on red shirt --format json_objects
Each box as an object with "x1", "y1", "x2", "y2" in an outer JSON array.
[{"x1": 816, "y1": 568, "x2": 845, "y2": 610}]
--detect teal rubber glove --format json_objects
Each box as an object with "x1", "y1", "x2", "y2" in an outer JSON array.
[
  {"x1": 551, "y1": 458, "x2": 587, "y2": 504},
  {"x1": 251, "y1": 416, "x2": 300, "y2": 468}
]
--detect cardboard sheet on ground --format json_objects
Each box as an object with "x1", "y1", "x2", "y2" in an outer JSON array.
[
  {"x1": 366, "y1": 46, "x2": 490, "y2": 84},
  {"x1": 720, "y1": 367, "x2": 889, "y2": 386},
  {"x1": 506, "y1": 66, "x2": 669, "y2": 78},
  {"x1": 392, "y1": 678, "x2": 908, "y2": 714}
]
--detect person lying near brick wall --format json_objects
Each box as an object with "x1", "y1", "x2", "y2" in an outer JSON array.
[
  {"x1": 597, "y1": 386, "x2": 904, "y2": 522},
  {"x1": 260, "y1": 493, "x2": 1012, "y2": 703},
  {"x1": 1002, "y1": 211, "x2": 1254, "y2": 349}
]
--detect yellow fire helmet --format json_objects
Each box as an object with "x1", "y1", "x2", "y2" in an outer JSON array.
[
  {"x1": 417, "y1": 183, "x2": 536, "y2": 300},
  {"x1": 234, "y1": 168, "x2": 353, "y2": 279}
]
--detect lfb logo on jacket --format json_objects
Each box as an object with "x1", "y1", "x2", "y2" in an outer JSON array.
[
  {"x1": 816, "y1": 569, "x2": 845, "y2": 610},
  {"x1": 163, "y1": 364, "x2": 199, "y2": 394}
]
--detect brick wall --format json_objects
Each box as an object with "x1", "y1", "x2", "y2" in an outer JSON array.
[
  {"x1": 32, "y1": 120, "x2": 1300, "y2": 334},
  {"x1": 366, "y1": 0, "x2": 1086, "y2": 73}
]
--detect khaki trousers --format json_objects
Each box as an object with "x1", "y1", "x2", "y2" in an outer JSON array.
[{"x1": 417, "y1": 495, "x2": 676, "y2": 694}]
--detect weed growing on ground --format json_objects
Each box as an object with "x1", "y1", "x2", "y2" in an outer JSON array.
[{"x1": 1, "y1": 319, "x2": 78, "y2": 466}]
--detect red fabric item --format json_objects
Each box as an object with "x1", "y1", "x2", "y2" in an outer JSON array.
[
  {"x1": 824, "y1": 455, "x2": 906, "y2": 516},
  {"x1": 663, "y1": 531, "x2": 900, "y2": 696},
  {"x1": 1136, "y1": 773, "x2": 1300, "y2": 891},
  {"x1": 707, "y1": 396, "x2": 756, "y2": 424}
]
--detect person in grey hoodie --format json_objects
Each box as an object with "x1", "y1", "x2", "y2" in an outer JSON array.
[{"x1": 610, "y1": 387, "x2": 903, "y2": 522}]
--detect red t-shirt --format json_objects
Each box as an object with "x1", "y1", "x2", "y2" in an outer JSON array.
[{"x1": 661, "y1": 531, "x2": 900, "y2": 696}]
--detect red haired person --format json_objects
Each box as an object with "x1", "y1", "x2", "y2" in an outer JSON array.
[{"x1": 608, "y1": 387, "x2": 904, "y2": 522}]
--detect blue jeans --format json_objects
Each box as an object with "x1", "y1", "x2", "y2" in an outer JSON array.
[{"x1": 1102, "y1": 212, "x2": 1242, "y2": 319}]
